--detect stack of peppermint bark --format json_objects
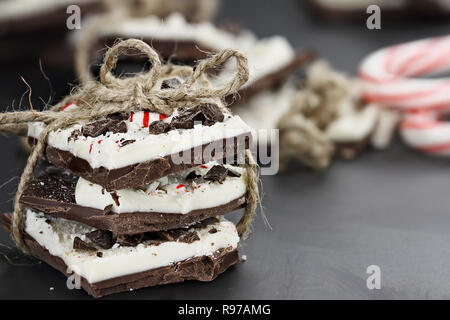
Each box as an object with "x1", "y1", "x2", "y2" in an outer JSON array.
[{"x1": 5, "y1": 76, "x2": 253, "y2": 297}]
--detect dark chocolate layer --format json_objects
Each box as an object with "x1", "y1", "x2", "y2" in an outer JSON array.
[
  {"x1": 0, "y1": 2, "x2": 102, "y2": 63},
  {"x1": 35, "y1": 133, "x2": 251, "y2": 191},
  {"x1": 20, "y1": 169, "x2": 246, "y2": 235},
  {"x1": 228, "y1": 50, "x2": 316, "y2": 105},
  {"x1": 0, "y1": 214, "x2": 239, "y2": 298},
  {"x1": 99, "y1": 37, "x2": 214, "y2": 63}
]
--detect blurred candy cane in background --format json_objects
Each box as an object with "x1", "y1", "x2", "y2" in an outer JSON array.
[{"x1": 359, "y1": 35, "x2": 450, "y2": 155}]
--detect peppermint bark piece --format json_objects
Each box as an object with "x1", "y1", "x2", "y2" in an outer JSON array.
[
  {"x1": 0, "y1": 211, "x2": 239, "y2": 298},
  {"x1": 28, "y1": 102, "x2": 252, "y2": 191},
  {"x1": 82, "y1": 13, "x2": 314, "y2": 102},
  {"x1": 20, "y1": 162, "x2": 247, "y2": 235}
]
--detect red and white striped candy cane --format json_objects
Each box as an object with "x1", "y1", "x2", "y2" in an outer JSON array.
[{"x1": 359, "y1": 35, "x2": 450, "y2": 155}]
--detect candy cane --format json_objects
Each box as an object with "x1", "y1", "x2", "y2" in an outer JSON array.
[{"x1": 359, "y1": 35, "x2": 450, "y2": 155}]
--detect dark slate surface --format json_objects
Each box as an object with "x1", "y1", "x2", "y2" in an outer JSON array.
[{"x1": 0, "y1": 0, "x2": 450, "y2": 299}]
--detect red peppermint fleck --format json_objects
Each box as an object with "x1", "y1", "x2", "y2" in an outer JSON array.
[
  {"x1": 89, "y1": 143, "x2": 93, "y2": 154},
  {"x1": 60, "y1": 102, "x2": 73, "y2": 111},
  {"x1": 98, "y1": 140, "x2": 102, "y2": 144},
  {"x1": 143, "y1": 111, "x2": 150, "y2": 127},
  {"x1": 200, "y1": 165, "x2": 208, "y2": 169},
  {"x1": 176, "y1": 184, "x2": 185, "y2": 189},
  {"x1": 159, "y1": 113, "x2": 167, "y2": 120},
  {"x1": 129, "y1": 112, "x2": 134, "y2": 122}
]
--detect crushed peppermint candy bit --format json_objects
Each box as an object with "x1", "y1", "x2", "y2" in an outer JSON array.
[
  {"x1": 60, "y1": 102, "x2": 73, "y2": 111},
  {"x1": 176, "y1": 184, "x2": 185, "y2": 189}
]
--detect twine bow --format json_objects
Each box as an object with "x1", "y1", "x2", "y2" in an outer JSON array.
[{"x1": 0, "y1": 39, "x2": 257, "y2": 253}]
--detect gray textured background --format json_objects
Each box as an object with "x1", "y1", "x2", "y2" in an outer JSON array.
[{"x1": 1, "y1": 0, "x2": 450, "y2": 299}]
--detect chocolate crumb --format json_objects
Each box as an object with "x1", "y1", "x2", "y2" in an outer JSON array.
[
  {"x1": 73, "y1": 237, "x2": 96, "y2": 251},
  {"x1": 119, "y1": 139, "x2": 135, "y2": 147},
  {"x1": 86, "y1": 230, "x2": 114, "y2": 249},
  {"x1": 68, "y1": 129, "x2": 81, "y2": 142},
  {"x1": 161, "y1": 78, "x2": 181, "y2": 89},
  {"x1": 209, "y1": 228, "x2": 218, "y2": 234},
  {"x1": 148, "y1": 121, "x2": 170, "y2": 135},
  {"x1": 97, "y1": 252, "x2": 103, "y2": 258},
  {"x1": 204, "y1": 165, "x2": 228, "y2": 183}
]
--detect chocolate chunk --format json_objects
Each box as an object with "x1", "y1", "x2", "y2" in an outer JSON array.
[
  {"x1": 171, "y1": 103, "x2": 224, "y2": 129},
  {"x1": 85, "y1": 230, "x2": 114, "y2": 250},
  {"x1": 68, "y1": 129, "x2": 81, "y2": 143},
  {"x1": 109, "y1": 120, "x2": 128, "y2": 134},
  {"x1": 110, "y1": 191, "x2": 120, "y2": 206},
  {"x1": 209, "y1": 228, "x2": 218, "y2": 234},
  {"x1": 73, "y1": 237, "x2": 96, "y2": 251},
  {"x1": 161, "y1": 78, "x2": 181, "y2": 89},
  {"x1": 196, "y1": 217, "x2": 220, "y2": 229},
  {"x1": 81, "y1": 119, "x2": 111, "y2": 137},
  {"x1": 181, "y1": 231, "x2": 200, "y2": 243},
  {"x1": 185, "y1": 171, "x2": 201, "y2": 181},
  {"x1": 227, "y1": 168, "x2": 241, "y2": 178},
  {"x1": 102, "y1": 204, "x2": 113, "y2": 216},
  {"x1": 119, "y1": 139, "x2": 135, "y2": 147},
  {"x1": 81, "y1": 119, "x2": 127, "y2": 137},
  {"x1": 116, "y1": 233, "x2": 144, "y2": 247},
  {"x1": 199, "y1": 103, "x2": 225, "y2": 124},
  {"x1": 204, "y1": 165, "x2": 228, "y2": 183},
  {"x1": 148, "y1": 121, "x2": 170, "y2": 135},
  {"x1": 97, "y1": 252, "x2": 103, "y2": 258}
]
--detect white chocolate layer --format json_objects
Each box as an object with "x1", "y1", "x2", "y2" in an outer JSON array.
[
  {"x1": 25, "y1": 209, "x2": 239, "y2": 284},
  {"x1": 27, "y1": 107, "x2": 252, "y2": 170},
  {"x1": 233, "y1": 83, "x2": 297, "y2": 131},
  {"x1": 75, "y1": 161, "x2": 247, "y2": 214},
  {"x1": 325, "y1": 104, "x2": 378, "y2": 142},
  {"x1": 0, "y1": 0, "x2": 97, "y2": 20},
  {"x1": 93, "y1": 13, "x2": 295, "y2": 87}
]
